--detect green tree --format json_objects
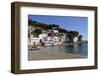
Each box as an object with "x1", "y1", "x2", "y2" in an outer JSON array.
[
  {"x1": 67, "y1": 31, "x2": 79, "y2": 42},
  {"x1": 51, "y1": 24, "x2": 59, "y2": 28},
  {"x1": 28, "y1": 20, "x2": 33, "y2": 25},
  {"x1": 28, "y1": 20, "x2": 38, "y2": 26},
  {"x1": 58, "y1": 28, "x2": 68, "y2": 33},
  {"x1": 34, "y1": 28, "x2": 42, "y2": 35},
  {"x1": 48, "y1": 33, "x2": 52, "y2": 36},
  {"x1": 48, "y1": 24, "x2": 59, "y2": 29},
  {"x1": 32, "y1": 20, "x2": 38, "y2": 24},
  {"x1": 48, "y1": 25, "x2": 53, "y2": 29},
  {"x1": 78, "y1": 35, "x2": 83, "y2": 42},
  {"x1": 41, "y1": 23, "x2": 48, "y2": 30},
  {"x1": 72, "y1": 31, "x2": 79, "y2": 37}
]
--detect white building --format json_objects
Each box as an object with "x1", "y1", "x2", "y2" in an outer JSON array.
[
  {"x1": 54, "y1": 36, "x2": 59, "y2": 45},
  {"x1": 39, "y1": 33, "x2": 47, "y2": 42},
  {"x1": 53, "y1": 30, "x2": 58, "y2": 33},
  {"x1": 45, "y1": 36, "x2": 54, "y2": 46},
  {"x1": 29, "y1": 34, "x2": 40, "y2": 45},
  {"x1": 73, "y1": 37, "x2": 78, "y2": 43},
  {"x1": 60, "y1": 35, "x2": 66, "y2": 42}
]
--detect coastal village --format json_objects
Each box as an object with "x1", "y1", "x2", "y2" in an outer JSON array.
[
  {"x1": 28, "y1": 19, "x2": 87, "y2": 60},
  {"x1": 28, "y1": 20, "x2": 83, "y2": 48}
]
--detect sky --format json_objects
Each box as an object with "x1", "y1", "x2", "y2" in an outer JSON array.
[{"x1": 28, "y1": 15, "x2": 88, "y2": 40}]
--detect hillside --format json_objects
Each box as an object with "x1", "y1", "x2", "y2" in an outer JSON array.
[{"x1": 28, "y1": 19, "x2": 83, "y2": 42}]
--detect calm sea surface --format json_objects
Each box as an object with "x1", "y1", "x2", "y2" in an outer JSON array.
[{"x1": 42, "y1": 42, "x2": 88, "y2": 56}]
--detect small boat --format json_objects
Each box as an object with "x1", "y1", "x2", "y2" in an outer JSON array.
[{"x1": 29, "y1": 47, "x2": 40, "y2": 51}]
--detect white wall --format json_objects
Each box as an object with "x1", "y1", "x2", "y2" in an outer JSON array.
[{"x1": 0, "y1": 0, "x2": 100, "y2": 76}]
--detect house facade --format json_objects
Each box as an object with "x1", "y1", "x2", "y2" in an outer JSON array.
[
  {"x1": 54, "y1": 36, "x2": 59, "y2": 45},
  {"x1": 39, "y1": 33, "x2": 47, "y2": 42},
  {"x1": 73, "y1": 37, "x2": 78, "y2": 43},
  {"x1": 45, "y1": 36, "x2": 54, "y2": 46},
  {"x1": 29, "y1": 34, "x2": 40, "y2": 46}
]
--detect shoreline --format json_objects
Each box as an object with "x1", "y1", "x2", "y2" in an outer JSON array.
[
  {"x1": 28, "y1": 40, "x2": 88, "y2": 48},
  {"x1": 28, "y1": 41, "x2": 88, "y2": 47},
  {"x1": 28, "y1": 42, "x2": 88, "y2": 60}
]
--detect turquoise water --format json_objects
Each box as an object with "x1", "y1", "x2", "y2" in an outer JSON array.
[
  {"x1": 43, "y1": 42, "x2": 88, "y2": 56},
  {"x1": 64, "y1": 42, "x2": 88, "y2": 56}
]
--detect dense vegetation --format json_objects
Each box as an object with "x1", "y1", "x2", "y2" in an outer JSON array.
[{"x1": 28, "y1": 20, "x2": 68, "y2": 33}]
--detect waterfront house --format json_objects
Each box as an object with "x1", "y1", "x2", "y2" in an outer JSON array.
[
  {"x1": 39, "y1": 33, "x2": 47, "y2": 42},
  {"x1": 45, "y1": 36, "x2": 54, "y2": 46},
  {"x1": 60, "y1": 36, "x2": 64, "y2": 44},
  {"x1": 73, "y1": 37, "x2": 78, "y2": 43},
  {"x1": 61, "y1": 34, "x2": 68, "y2": 42},
  {"x1": 53, "y1": 30, "x2": 58, "y2": 33},
  {"x1": 29, "y1": 34, "x2": 40, "y2": 46},
  {"x1": 53, "y1": 36, "x2": 59, "y2": 45}
]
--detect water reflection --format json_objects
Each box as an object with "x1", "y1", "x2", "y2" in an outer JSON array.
[
  {"x1": 64, "y1": 42, "x2": 88, "y2": 56},
  {"x1": 43, "y1": 42, "x2": 88, "y2": 56}
]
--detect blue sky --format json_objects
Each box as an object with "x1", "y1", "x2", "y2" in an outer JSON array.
[{"x1": 28, "y1": 15, "x2": 88, "y2": 40}]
